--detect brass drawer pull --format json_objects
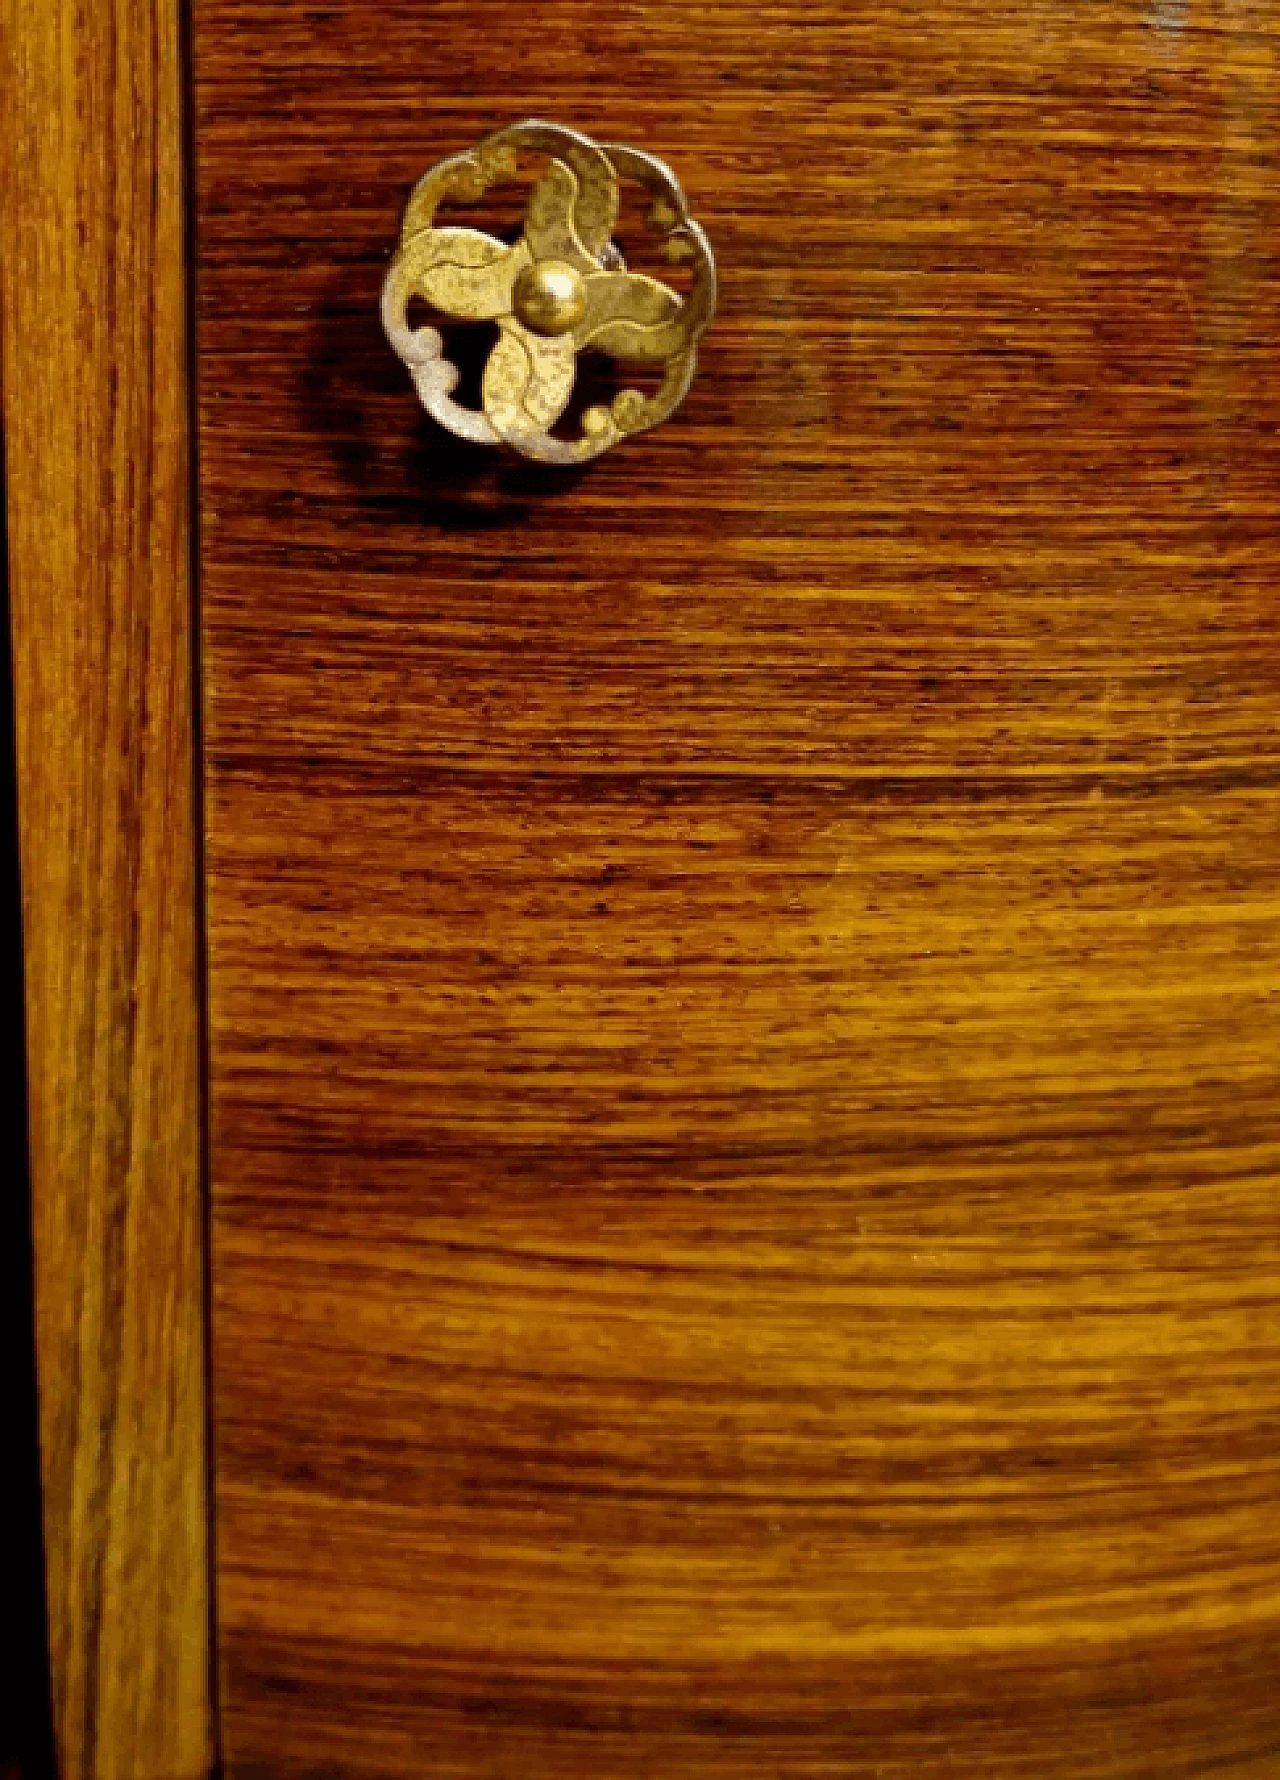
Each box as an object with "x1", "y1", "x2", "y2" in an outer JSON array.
[{"x1": 382, "y1": 119, "x2": 717, "y2": 465}]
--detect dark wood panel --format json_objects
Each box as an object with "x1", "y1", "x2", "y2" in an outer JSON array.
[
  {"x1": 194, "y1": 2, "x2": 1280, "y2": 1773},
  {"x1": 0, "y1": 1, "x2": 209, "y2": 1775}
]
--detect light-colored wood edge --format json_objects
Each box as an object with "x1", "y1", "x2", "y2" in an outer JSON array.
[{"x1": 0, "y1": 1, "x2": 211, "y2": 1776}]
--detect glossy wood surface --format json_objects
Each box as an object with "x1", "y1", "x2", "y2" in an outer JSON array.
[
  {"x1": 0, "y1": 2, "x2": 210, "y2": 1775},
  {"x1": 195, "y1": 2, "x2": 1280, "y2": 1773}
]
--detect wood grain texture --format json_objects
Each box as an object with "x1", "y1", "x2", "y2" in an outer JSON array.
[
  {"x1": 194, "y1": 2, "x2": 1280, "y2": 1773},
  {"x1": 0, "y1": 2, "x2": 210, "y2": 1776}
]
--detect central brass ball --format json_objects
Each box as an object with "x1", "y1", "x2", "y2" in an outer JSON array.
[{"x1": 513, "y1": 259, "x2": 587, "y2": 336}]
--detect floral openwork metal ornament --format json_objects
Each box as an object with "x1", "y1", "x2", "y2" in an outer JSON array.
[{"x1": 381, "y1": 120, "x2": 717, "y2": 465}]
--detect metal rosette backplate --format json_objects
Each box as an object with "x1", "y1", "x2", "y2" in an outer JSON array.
[{"x1": 382, "y1": 119, "x2": 717, "y2": 465}]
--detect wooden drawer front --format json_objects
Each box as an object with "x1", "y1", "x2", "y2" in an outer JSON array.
[{"x1": 194, "y1": 4, "x2": 1280, "y2": 1776}]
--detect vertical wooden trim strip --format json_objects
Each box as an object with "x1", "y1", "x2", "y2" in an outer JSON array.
[{"x1": 0, "y1": 0, "x2": 210, "y2": 1775}]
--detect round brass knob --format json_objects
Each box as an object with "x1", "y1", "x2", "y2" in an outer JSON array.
[
  {"x1": 382, "y1": 119, "x2": 718, "y2": 465},
  {"x1": 512, "y1": 259, "x2": 588, "y2": 337}
]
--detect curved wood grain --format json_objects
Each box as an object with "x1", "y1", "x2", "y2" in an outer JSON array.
[
  {"x1": 0, "y1": 1, "x2": 210, "y2": 1776},
  {"x1": 194, "y1": 1, "x2": 1280, "y2": 1773}
]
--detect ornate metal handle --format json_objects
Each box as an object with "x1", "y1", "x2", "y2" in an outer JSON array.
[{"x1": 382, "y1": 120, "x2": 717, "y2": 465}]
